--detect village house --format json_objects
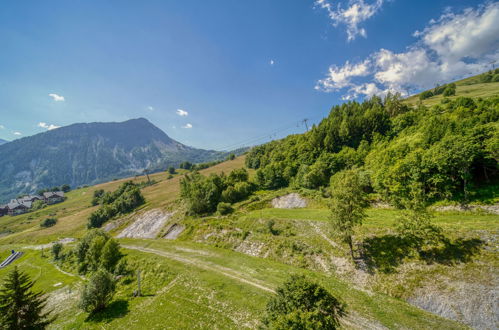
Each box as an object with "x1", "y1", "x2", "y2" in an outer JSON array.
[
  {"x1": 0, "y1": 191, "x2": 65, "y2": 217},
  {"x1": 6, "y1": 199, "x2": 32, "y2": 216},
  {"x1": 43, "y1": 191, "x2": 65, "y2": 205}
]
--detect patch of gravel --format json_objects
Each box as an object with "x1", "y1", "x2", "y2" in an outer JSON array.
[
  {"x1": 117, "y1": 209, "x2": 173, "y2": 239},
  {"x1": 235, "y1": 240, "x2": 265, "y2": 257},
  {"x1": 433, "y1": 204, "x2": 499, "y2": 215},
  {"x1": 408, "y1": 280, "x2": 499, "y2": 329},
  {"x1": 163, "y1": 223, "x2": 185, "y2": 239},
  {"x1": 272, "y1": 193, "x2": 307, "y2": 209}
]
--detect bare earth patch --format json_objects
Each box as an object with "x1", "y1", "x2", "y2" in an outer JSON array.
[
  {"x1": 117, "y1": 209, "x2": 174, "y2": 239},
  {"x1": 271, "y1": 193, "x2": 307, "y2": 209}
]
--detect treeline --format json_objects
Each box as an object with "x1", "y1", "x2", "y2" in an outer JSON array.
[
  {"x1": 419, "y1": 83, "x2": 456, "y2": 100},
  {"x1": 88, "y1": 181, "x2": 145, "y2": 228},
  {"x1": 180, "y1": 168, "x2": 255, "y2": 215},
  {"x1": 246, "y1": 95, "x2": 498, "y2": 206}
]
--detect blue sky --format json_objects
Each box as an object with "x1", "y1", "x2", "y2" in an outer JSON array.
[{"x1": 0, "y1": 0, "x2": 497, "y2": 149}]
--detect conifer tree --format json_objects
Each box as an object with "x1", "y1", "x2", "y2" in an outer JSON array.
[{"x1": 0, "y1": 267, "x2": 54, "y2": 329}]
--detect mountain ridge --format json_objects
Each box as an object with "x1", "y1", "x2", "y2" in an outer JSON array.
[{"x1": 0, "y1": 118, "x2": 225, "y2": 202}]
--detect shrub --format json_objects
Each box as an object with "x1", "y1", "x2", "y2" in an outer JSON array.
[
  {"x1": 261, "y1": 275, "x2": 345, "y2": 329},
  {"x1": 168, "y1": 166, "x2": 176, "y2": 174},
  {"x1": 419, "y1": 90, "x2": 433, "y2": 100},
  {"x1": 51, "y1": 243, "x2": 63, "y2": 260},
  {"x1": 443, "y1": 85, "x2": 456, "y2": 96},
  {"x1": 79, "y1": 269, "x2": 116, "y2": 313},
  {"x1": 217, "y1": 202, "x2": 233, "y2": 215},
  {"x1": 40, "y1": 218, "x2": 57, "y2": 228}
]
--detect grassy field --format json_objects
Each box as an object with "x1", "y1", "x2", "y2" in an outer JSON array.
[{"x1": 0, "y1": 155, "x2": 497, "y2": 329}]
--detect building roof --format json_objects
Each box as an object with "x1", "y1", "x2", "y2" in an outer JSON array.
[{"x1": 43, "y1": 191, "x2": 64, "y2": 198}]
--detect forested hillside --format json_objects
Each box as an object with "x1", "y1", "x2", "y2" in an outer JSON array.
[{"x1": 246, "y1": 95, "x2": 498, "y2": 206}]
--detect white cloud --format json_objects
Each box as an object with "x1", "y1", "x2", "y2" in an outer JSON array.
[
  {"x1": 13, "y1": 132, "x2": 22, "y2": 136},
  {"x1": 270, "y1": 59, "x2": 275, "y2": 65},
  {"x1": 147, "y1": 106, "x2": 154, "y2": 111},
  {"x1": 316, "y1": 0, "x2": 384, "y2": 41},
  {"x1": 316, "y1": 60, "x2": 370, "y2": 91},
  {"x1": 48, "y1": 93, "x2": 65, "y2": 102},
  {"x1": 38, "y1": 122, "x2": 61, "y2": 131},
  {"x1": 0, "y1": 125, "x2": 4, "y2": 129},
  {"x1": 182, "y1": 123, "x2": 193, "y2": 129},
  {"x1": 176, "y1": 109, "x2": 189, "y2": 116},
  {"x1": 316, "y1": 2, "x2": 499, "y2": 98}
]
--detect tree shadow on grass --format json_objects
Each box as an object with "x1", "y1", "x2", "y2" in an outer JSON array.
[
  {"x1": 419, "y1": 238, "x2": 483, "y2": 265},
  {"x1": 361, "y1": 235, "x2": 484, "y2": 274},
  {"x1": 85, "y1": 299, "x2": 129, "y2": 323}
]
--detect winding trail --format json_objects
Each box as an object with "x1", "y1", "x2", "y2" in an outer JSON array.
[{"x1": 123, "y1": 245, "x2": 275, "y2": 293}]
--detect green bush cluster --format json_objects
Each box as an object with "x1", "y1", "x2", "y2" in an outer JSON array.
[
  {"x1": 180, "y1": 168, "x2": 255, "y2": 215},
  {"x1": 88, "y1": 181, "x2": 145, "y2": 228},
  {"x1": 246, "y1": 95, "x2": 498, "y2": 206},
  {"x1": 40, "y1": 217, "x2": 57, "y2": 228},
  {"x1": 74, "y1": 230, "x2": 123, "y2": 274},
  {"x1": 419, "y1": 83, "x2": 456, "y2": 100}
]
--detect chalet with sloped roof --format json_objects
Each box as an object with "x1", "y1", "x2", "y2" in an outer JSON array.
[{"x1": 43, "y1": 191, "x2": 65, "y2": 205}]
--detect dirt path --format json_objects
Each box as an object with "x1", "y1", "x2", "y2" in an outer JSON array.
[{"x1": 123, "y1": 245, "x2": 275, "y2": 293}]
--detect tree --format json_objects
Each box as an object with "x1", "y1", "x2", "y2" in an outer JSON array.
[
  {"x1": 52, "y1": 243, "x2": 63, "y2": 260},
  {"x1": 168, "y1": 166, "x2": 176, "y2": 174},
  {"x1": 330, "y1": 169, "x2": 369, "y2": 259},
  {"x1": 61, "y1": 184, "x2": 71, "y2": 193},
  {"x1": 79, "y1": 269, "x2": 116, "y2": 313},
  {"x1": 0, "y1": 267, "x2": 54, "y2": 329},
  {"x1": 100, "y1": 239, "x2": 122, "y2": 272},
  {"x1": 87, "y1": 236, "x2": 107, "y2": 271},
  {"x1": 261, "y1": 275, "x2": 345, "y2": 329}
]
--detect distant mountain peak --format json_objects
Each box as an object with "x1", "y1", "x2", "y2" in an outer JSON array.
[{"x1": 0, "y1": 119, "x2": 225, "y2": 202}]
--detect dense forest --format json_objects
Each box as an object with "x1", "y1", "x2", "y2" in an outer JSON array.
[{"x1": 245, "y1": 95, "x2": 498, "y2": 207}]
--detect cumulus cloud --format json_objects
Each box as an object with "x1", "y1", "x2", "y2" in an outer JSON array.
[
  {"x1": 182, "y1": 123, "x2": 193, "y2": 129},
  {"x1": 38, "y1": 122, "x2": 61, "y2": 131},
  {"x1": 48, "y1": 93, "x2": 65, "y2": 102},
  {"x1": 316, "y1": 0, "x2": 384, "y2": 41},
  {"x1": 176, "y1": 109, "x2": 189, "y2": 116},
  {"x1": 316, "y1": 60, "x2": 370, "y2": 91},
  {"x1": 147, "y1": 106, "x2": 154, "y2": 111},
  {"x1": 316, "y1": 2, "x2": 499, "y2": 98},
  {"x1": 13, "y1": 132, "x2": 22, "y2": 136}
]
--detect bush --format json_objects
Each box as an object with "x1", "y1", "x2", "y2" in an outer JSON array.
[
  {"x1": 79, "y1": 269, "x2": 116, "y2": 313},
  {"x1": 443, "y1": 85, "x2": 456, "y2": 96},
  {"x1": 31, "y1": 200, "x2": 46, "y2": 211},
  {"x1": 168, "y1": 166, "x2": 176, "y2": 174},
  {"x1": 419, "y1": 90, "x2": 433, "y2": 100},
  {"x1": 87, "y1": 182, "x2": 145, "y2": 228},
  {"x1": 217, "y1": 202, "x2": 233, "y2": 215},
  {"x1": 40, "y1": 218, "x2": 57, "y2": 228},
  {"x1": 51, "y1": 243, "x2": 63, "y2": 260},
  {"x1": 261, "y1": 275, "x2": 345, "y2": 329}
]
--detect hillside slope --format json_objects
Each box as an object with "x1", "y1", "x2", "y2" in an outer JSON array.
[
  {"x1": 404, "y1": 70, "x2": 499, "y2": 106},
  {"x1": 0, "y1": 118, "x2": 224, "y2": 202}
]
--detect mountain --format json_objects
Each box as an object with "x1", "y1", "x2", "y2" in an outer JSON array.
[
  {"x1": 0, "y1": 118, "x2": 225, "y2": 202},
  {"x1": 0, "y1": 139, "x2": 8, "y2": 145}
]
